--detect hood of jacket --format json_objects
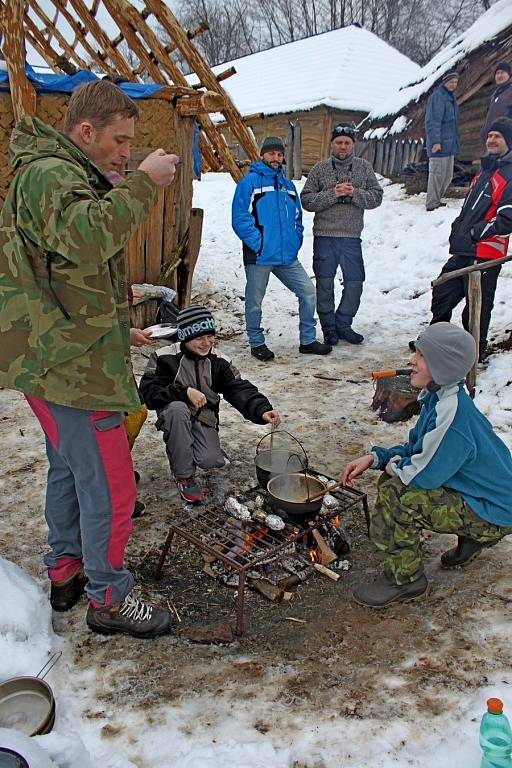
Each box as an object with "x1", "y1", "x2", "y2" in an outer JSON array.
[
  {"x1": 481, "y1": 148, "x2": 512, "y2": 171},
  {"x1": 248, "y1": 160, "x2": 285, "y2": 180}
]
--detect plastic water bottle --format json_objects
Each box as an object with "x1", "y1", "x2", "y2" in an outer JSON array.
[{"x1": 480, "y1": 698, "x2": 512, "y2": 767}]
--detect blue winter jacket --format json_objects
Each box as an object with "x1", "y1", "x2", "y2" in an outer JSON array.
[
  {"x1": 232, "y1": 161, "x2": 303, "y2": 266},
  {"x1": 372, "y1": 383, "x2": 512, "y2": 527},
  {"x1": 425, "y1": 85, "x2": 460, "y2": 158}
]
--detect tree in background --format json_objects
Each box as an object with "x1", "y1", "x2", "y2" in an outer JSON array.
[{"x1": 173, "y1": 0, "x2": 495, "y2": 66}]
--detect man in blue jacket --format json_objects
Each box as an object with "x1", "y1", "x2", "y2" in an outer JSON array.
[
  {"x1": 232, "y1": 136, "x2": 331, "y2": 361},
  {"x1": 425, "y1": 70, "x2": 460, "y2": 211},
  {"x1": 342, "y1": 323, "x2": 512, "y2": 608}
]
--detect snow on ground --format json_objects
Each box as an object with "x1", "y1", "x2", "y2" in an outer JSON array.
[{"x1": 0, "y1": 173, "x2": 511, "y2": 767}]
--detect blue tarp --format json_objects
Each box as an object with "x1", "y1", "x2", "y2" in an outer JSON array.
[{"x1": 0, "y1": 64, "x2": 166, "y2": 99}]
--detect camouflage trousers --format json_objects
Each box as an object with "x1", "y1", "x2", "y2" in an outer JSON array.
[{"x1": 371, "y1": 474, "x2": 512, "y2": 585}]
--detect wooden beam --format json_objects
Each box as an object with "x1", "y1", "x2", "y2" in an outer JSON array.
[
  {"x1": 45, "y1": 0, "x2": 118, "y2": 76},
  {"x1": 199, "y1": 134, "x2": 222, "y2": 172},
  {"x1": 3, "y1": 0, "x2": 36, "y2": 120},
  {"x1": 66, "y1": 0, "x2": 135, "y2": 80},
  {"x1": 192, "y1": 65, "x2": 236, "y2": 90},
  {"x1": 101, "y1": 0, "x2": 168, "y2": 84},
  {"x1": 30, "y1": 2, "x2": 89, "y2": 70},
  {"x1": 24, "y1": 25, "x2": 61, "y2": 72},
  {"x1": 143, "y1": 0, "x2": 259, "y2": 166},
  {"x1": 175, "y1": 90, "x2": 225, "y2": 115}
]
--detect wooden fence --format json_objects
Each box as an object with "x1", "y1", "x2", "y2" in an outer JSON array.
[{"x1": 359, "y1": 137, "x2": 424, "y2": 178}]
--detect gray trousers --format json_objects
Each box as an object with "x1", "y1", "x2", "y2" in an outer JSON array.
[
  {"x1": 26, "y1": 397, "x2": 135, "y2": 607},
  {"x1": 426, "y1": 155, "x2": 454, "y2": 210},
  {"x1": 158, "y1": 401, "x2": 225, "y2": 479}
]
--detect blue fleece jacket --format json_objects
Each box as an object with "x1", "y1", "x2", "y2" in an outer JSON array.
[
  {"x1": 231, "y1": 161, "x2": 303, "y2": 266},
  {"x1": 372, "y1": 382, "x2": 512, "y2": 527},
  {"x1": 425, "y1": 85, "x2": 460, "y2": 158}
]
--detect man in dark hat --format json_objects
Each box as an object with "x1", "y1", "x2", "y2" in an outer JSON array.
[
  {"x1": 300, "y1": 124, "x2": 383, "y2": 346},
  {"x1": 430, "y1": 117, "x2": 512, "y2": 362},
  {"x1": 425, "y1": 70, "x2": 460, "y2": 211},
  {"x1": 231, "y1": 136, "x2": 331, "y2": 361},
  {"x1": 480, "y1": 61, "x2": 512, "y2": 143}
]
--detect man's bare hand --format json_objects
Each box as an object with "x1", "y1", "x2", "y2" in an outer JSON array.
[
  {"x1": 187, "y1": 387, "x2": 207, "y2": 408},
  {"x1": 335, "y1": 181, "x2": 354, "y2": 198},
  {"x1": 431, "y1": 143, "x2": 442, "y2": 153},
  {"x1": 138, "y1": 149, "x2": 180, "y2": 187},
  {"x1": 262, "y1": 410, "x2": 282, "y2": 428},
  {"x1": 340, "y1": 453, "x2": 374, "y2": 487},
  {"x1": 130, "y1": 327, "x2": 156, "y2": 347}
]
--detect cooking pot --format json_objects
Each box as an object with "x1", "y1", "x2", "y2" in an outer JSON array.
[
  {"x1": 0, "y1": 652, "x2": 60, "y2": 737},
  {"x1": 254, "y1": 431, "x2": 307, "y2": 489},
  {"x1": 266, "y1": 473, "x2": 326, "y2": 520}
]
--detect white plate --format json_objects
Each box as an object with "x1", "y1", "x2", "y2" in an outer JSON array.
[{"x1": 143, "y1": 324, "x2": 178, "y2": 339}]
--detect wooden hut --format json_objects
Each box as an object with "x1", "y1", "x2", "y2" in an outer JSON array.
[
  {"x1": 197, "y1": 25, "x2": 420, "y2": 175},
  {"x1": 360, "y1": 0, "x2": 512, "y2": 178},
  {"x1": 0, "y1": 0, "x2": 260, "y2": 320}
]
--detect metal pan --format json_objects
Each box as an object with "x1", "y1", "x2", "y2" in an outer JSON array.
[
  {"x1": 0, "y1": 652, "x2": 60, "y2": 737},
  {"x1": 266, "y1": 473, "x2": 326, "y2": 520},
  {"x1": 143, "y1": 323, "x2": 178, "y2": 340}
]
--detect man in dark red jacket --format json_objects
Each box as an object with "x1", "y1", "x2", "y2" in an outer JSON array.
[{"x1": 430, "y1": 118, "x2": 512, "y2": 361}]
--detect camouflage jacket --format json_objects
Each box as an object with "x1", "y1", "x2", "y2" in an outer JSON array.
[{"x1": 0, "y1": 116, "x2": 157, "y2": 411}]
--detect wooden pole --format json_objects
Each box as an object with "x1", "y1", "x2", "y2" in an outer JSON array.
[
  {"x1": 466, "y1": 270, "x2": 482, "y2": 397},
  {"x1": 3, "y1": 0, "x2": 36, "y2": 121},
  {"x1": 143, "y1": 0, "x2": 259, "y2": 165},
  {"x1": 292, "y1": 120, "x2": 302, "y2": 179}
]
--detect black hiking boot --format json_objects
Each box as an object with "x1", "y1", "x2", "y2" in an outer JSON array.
[
  {"x1": 132, "y1": 500, "x2": 146, "y2": 518},
  {"x1": 440, "y1": 536, "x2": 487, "y2": 568},
  {"x1": 251, "y1": 344, "x2": 275, "y2": 361},
  {"x1": 323, "y1": 331, "x2": 339, "y2": 346},
  {"x1": 299, "y1": 340, "x2": 332, "y2": 355},
  {"x1": 50, "y1": 569, "x2": 88, "y2": 612},
  {"x1": 352, "y1": 574, "x2": 428, "y2": 608},
  {"x1": 87, "y1": 592, "x2": 174, "y2": 638},
  {"x1": 337, "y1": 327, "x2": 364, "y2": 345}
]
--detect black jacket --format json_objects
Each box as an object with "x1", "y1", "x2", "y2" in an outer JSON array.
[
  {"x1": 449, "y1": 150, "x2": 512, "y2": 260},
  {"x1": 139, "y1": 342, "x2": 273, "y2": 428}
]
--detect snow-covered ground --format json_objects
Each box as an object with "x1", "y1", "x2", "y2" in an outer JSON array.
[{"x1": 1, "y1": 173, "x2": 511, "y2": 767}]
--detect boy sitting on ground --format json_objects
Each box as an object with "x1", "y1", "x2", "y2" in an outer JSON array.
[
  {"x1": 341, "y1": 322, "x2": 512, "y2": 608},
  {"x1": 139, "y1": 305, "x2": 281, "y2": 502}
]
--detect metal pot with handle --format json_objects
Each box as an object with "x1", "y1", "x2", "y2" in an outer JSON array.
[
  {"x1": 0, "y1": 652, "x2": 60, "y2": 736},
  {"x1": 254, "y1": 430, "x2": 308, "y2": 489},
  {"x1": 266, "y1": 473, "x2": 327, "y2": 520}
]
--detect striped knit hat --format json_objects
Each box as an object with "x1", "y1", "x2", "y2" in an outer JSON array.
[{"x1": 177, "y1": 305, "x2": 216, "y2": 342}]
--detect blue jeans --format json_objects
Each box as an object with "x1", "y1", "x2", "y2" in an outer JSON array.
[
  {"x1": 312, "y1": 236, "x2": 365, "y2": 334},
  {"x1": 244, "y1": 261, "x2": 317, "y2": 347}
]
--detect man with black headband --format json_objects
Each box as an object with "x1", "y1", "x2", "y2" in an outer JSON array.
[{"x1": 301, "y1": 124, "x2": 382, "y2": 346}]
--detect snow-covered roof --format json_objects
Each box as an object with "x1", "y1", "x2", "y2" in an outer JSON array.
[
  {"x1": 367, "y1": 0, "x2": 512, "y2": 122},
  {"x1": 188, "y1": 25, "x2": 420, "y2": 118}
]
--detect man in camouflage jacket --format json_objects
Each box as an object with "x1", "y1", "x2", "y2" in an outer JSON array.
[{"x1": 0, "y1": 80, "x2": 179, "y2": 638}]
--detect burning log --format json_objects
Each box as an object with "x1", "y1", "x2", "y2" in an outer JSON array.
[
  {"x1": 311, "y1": 529, "x2": 337, "y2": 565},
  {"x1": 252, "y1": 580, "x2": 285, "y2": 603}
]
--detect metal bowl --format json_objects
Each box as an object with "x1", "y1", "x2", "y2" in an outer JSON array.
[
  {"x1": 266, "y1": 473, "x2": 325, "y2": 519},
  {"x1": 0, "y1": 676, "x2": 55, "y2": 736}
]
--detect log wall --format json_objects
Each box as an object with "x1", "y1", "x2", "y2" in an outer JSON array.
[
  {"x1": 0, "y1": 90, "x2": 195, "y2": 293},
  {"x1": 219, "y1": 105, "x2": 366, "y2": 173}
]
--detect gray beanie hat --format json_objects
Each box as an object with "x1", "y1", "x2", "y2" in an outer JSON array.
[
  {"x1": 260, "y1": 136, "x2": 285, "y2": 154},
  {"x1": 413, "y1": 323, "x2": 476, "y2": 386}
]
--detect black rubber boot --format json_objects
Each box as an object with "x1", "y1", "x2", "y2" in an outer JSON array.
[
  {"x1": 440, "y1": 536, "x2": 485, "y2": 568},
  {"x1": 353, "y1": 574, "x2": 428, "y2": 608}
]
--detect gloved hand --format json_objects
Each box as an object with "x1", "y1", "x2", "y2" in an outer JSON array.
[{"x1": 470, "y1": 220, "x2": 493, "y2": 242}]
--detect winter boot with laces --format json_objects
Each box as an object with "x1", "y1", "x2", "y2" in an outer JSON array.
[
  {"x1": 251, "y1": 344, "x2": 275, "y2": 361},
  {"x1": 86, "y1": 592, "x2": 174, "y2": 638}
]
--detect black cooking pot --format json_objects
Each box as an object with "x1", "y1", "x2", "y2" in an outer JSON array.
[
  {"x1": 254, "y1": 431, "x2": 308, "y2": 489},
  {"x1": 266, "y1": 473, "x2": 325, "y2": 520}
]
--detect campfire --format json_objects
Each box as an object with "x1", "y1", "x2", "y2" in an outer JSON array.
[{"x1": 155, "y1": 468, "x2": 368, "y2": 634}]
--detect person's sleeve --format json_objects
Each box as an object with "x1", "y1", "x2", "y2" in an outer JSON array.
[
  {"x1": 231, "y1": 176, "x2": 262, "y2": 252},
  {"x1": 470, "y1": 179, "x2": 512, "y2": 241},
  {"x1": 18, "y1": 159, "x2": 157, "y2": 266},
  {"x1": 351, "y1": 165, "x2": 383, "y2": 209},
  {"x1": 139, "y1": 353, "x2": 188, "y2": 410},
  {"x1": 217, "y1": 359, "x2": 273, "y2": 423},
  {"x1": 425, "y1": 91, "x2": 444, "y2": 148},
  {"x1": 294, "y1": 183, "x2": 304, "y2": 246},
  {"x1": 300, "y1": 166, "x2": 338, "y2": 211}
]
